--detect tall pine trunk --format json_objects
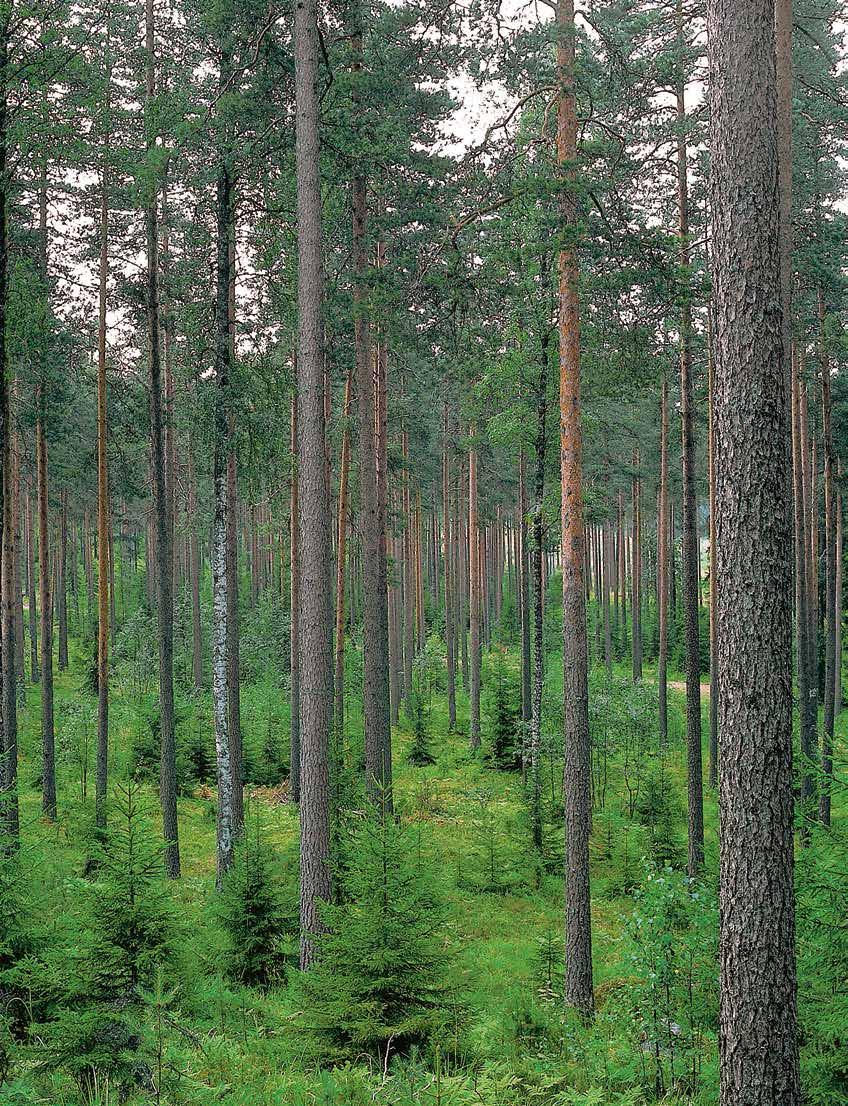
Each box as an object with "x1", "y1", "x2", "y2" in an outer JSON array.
[
  {"x1": 631, "y1": 449, "x2": 642, "y2": 682},
  {"x1": 333, "y1": 369, "x2": 352, "y2": 746},
  {"x1": 557, "y1": 0, "x2": 593, "y2": 1020},
  {"x1": 530, "y1": 331, "x2": 549, "y2": 850},
  {"x1": 676, "y1": 42, "x2": 703, "y2": 874},
  {"x1": 95, "y1": 42, "x2": 111, "y2": 834},
  {"x1": 294, "y1": 0, "x2": 332, "y2": 965},
  {"x1": 468, "y1": 425, "x2": 481, "y2": 751},
  {"x1": 818, "y1": 286, "x2": 836, "y2": 827},
  {"x1": 658, "y1": 375, "x2": 669, "y2": 746},
  {"x1": 0, "y1": 6, "x2": 17, "y2": 844},
  {"x1": 57, "y1": 490, "x2": 68, "y2": 670},
  {"x1": 289, "y1": 393, "x2": 300, "y2": 803},
  {"x1": 518, "y1": 452, "x2": 532, "y2": 725},
  {"x1": 707, "y1": 310, "x2": 719, "y2": 786},
  {"x1": 36, "y1": 391, "x2": 55, "y2": 819},
  {"x1": 146, "y1": 0, "x2": 179, "y2": 876},
  {"x1": 443, "y1": 405, "x2": 456, "y2": 730},
  {"x1": 350, "y1": 32, "x2": 391, "y2": 807},
  {"x1": 708, "y1": 2, "x2": 800, "y2": 1100}
]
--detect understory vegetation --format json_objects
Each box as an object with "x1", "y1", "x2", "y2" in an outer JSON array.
[{"x1": 1, "y1": 584, "x2": 844, "y2": 1106}]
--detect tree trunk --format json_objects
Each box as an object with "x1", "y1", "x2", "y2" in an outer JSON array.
[
  {"x1": 631, "y1": 449, "x2": 643, "y2": 682},
  {"x1": 57, "y1": 491, "x2": 68, "y2": 670},
  {"x1": 468, "y1": 425, "x2": 481, "y2": 751},
  {"x1": 211, "y1": 46, "x2": 236, "y2": 886},
  {"x1": 818, "y1": 286, "x2": 836, "y2": 827},
  {"x1": 676, "y1": 45, "x2": 703, "y2": 875},
  {"x1": 333, "y1": 369, "x2": 352, "y2": 748},
  {"x1": 708, "y1": 3, "x2": 800, "y2": 1100},
  {"x1": 443, "y1": 405, "x2": 456, "y2": 730},
  {"x1": 835, "y1": 482, "x2": 842, "y2": 719},
  {"x1": 294, "y1": 0, "x2": 333, "y2": 965},
  {"x1": 226, "y1": 232, "x2": 243, "y2": 840},
  {"x1": 0, "y1": 20, "x2": 17, "y2": 841},
  {"x1": 530, "y1": 331, "x2": 549, "y2": 850},
  {"x1": 402, "y1": 430, "x2": 414, "y2": 699},
  {"x1": 36, "y1": 391, "x2": 55, "y2": 819},
  {"x1": 791, "y1": 349, "x2": 815, "y2": 832},
  {"x1": 25, "y1": 492, "x2": 37, "y2": 684},
  {"x1": 95, "y1": 56, "x2": 111, "y2": 834},
  {"x1": 289, "y1": 392, "x2": 300, "y2": 803},
  {"x1": 188, "y1": 451, "x2": 202, "y2": 689},
  {"x1": 707, "y1": 309, "x2": 719, "y2": 786},
  {"x1": 146, "y1": 0, "x2": 180, "y2": 877},
  {"x1": 518, "y1": 452, "x2": 532, "y2": 724},
  {"x1": 557, "y1": 0, "x2": 593, "y2": 1021},
  {"x1": 603, "y1": 518, "x2": 612, "y2": 674},
  {"x1": 658, "y1": 375, "x2": 669, "y2": 746},
  {"x1": 351, "y1": 108, "x2": 391, "y2": 808}
]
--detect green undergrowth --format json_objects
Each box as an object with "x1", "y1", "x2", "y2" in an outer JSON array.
[{"x1": 2, "y1": 623, "x2": 845, "y2": 1105}]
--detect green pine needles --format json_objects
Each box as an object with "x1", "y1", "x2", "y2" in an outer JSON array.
[
  {"x1": 297, "y1": 812, "x2": 459, "y2": 1065},
  {"x1": 219, "y1": 828, "x2": 297, "y2": 988},
  {"x1": 36, "y1": 779, "x2": 179, "y2": 1100}
]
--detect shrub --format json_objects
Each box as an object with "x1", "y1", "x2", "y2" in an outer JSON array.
[{"x1": 622, "y1": 861, "x2": 718, "y2": 1101}]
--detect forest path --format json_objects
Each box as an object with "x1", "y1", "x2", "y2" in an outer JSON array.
[{"x1": 668, "y1": 679, "x2": 711, "y2": 698}]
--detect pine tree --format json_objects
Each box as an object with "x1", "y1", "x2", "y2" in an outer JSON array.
[
  {"x1": 219, "y1": 832, "x2": 296, "y2": 988},
  {"x1": 708, "y1": 1, "x2": 800, "y2": 1101},
  {"x1": 38, "y1": 779, "x2": 179, "y2": 1099},
  {"x1": 297, "y1": 813, "x2": 457, "y2": 1064}
]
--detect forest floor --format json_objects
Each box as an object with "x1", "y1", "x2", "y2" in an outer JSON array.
[
  {"x1": 667, "y1": 679, "x2": 711, "y2": 697},
  {"x1": 7, "y1": 628, "x2": 845, "y2": 1105}
]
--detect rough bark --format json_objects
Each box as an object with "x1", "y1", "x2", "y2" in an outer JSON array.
[
  {"x1": 518, "y1": 452, "x2": 532, "y2": 724},
  {"x1": 351, "y1": 74, "x2": 391, "y2": 808},
  {"x1": 146, "y1": 0, "x2": 180, "y2": 876},
  {"x1": 818, "y1": 286, "x2": 836, "y2": 828},
  {"x1": 557, "y1": 0, "x2": 593, "y2": 1020},
  {"x1": 791, "y1": 350, "x2": 815, "y2": 830},
  {"x1": 26, "y1": 492, "x2": 37, "y2": 684},
  {"x1": 707, "y1": 310, "x2": 719, "y2": 786},
  {"x1": 95, "y1": 65, "x2": 111, "y2": 834},
  {"x1": 0, "y1": 23, "x2": 17, "y2": 841},
  {"x1": 187, "y1": 451, "x2": 202, "y2": 689},
  {"x1": 226, "y1": 234, "x2": 243, "y2": 840},
  {"x1": 57, "y1": 490, "x2": 68, "y2": 670},
  {"x1": 707, "y1": 3, "x2": 800, "y2": 1100},
  {"x1": 602, "y1": 518, "x2": 612, "y2": 674},
  {"x1": 295, "y1": 0, "x2": 332, "y2": 965},
  {"x1": 530, "y1": 331, "x2": 549, "y2": 850},
  {"x1": 402, "y1": 430, "x2": 414, "y2": 699},
  {"x1": 468, "y1": 426, "x2": 481, "y2": 751},
  {"x1": 289, "y1": 392, "x2": 300, "y2": 803},
  {"x1": 333, "y1": 369, "x2": 352, "y2": 748},
  {"x1": 36, "y1": 392, "x2": 55, "y2": 819},
  {"x1": 676, "y1": 49, "x2": 704, "y2": 876},
  {"x1": 443, "y1": 405, "x2": 456, "y2": 730},
  {"x1": 631, "y1": 449, "x2": 643, "y2": 682},
  {"x1": 658, "y1": 375, "x2": 669, "y2": 746}
]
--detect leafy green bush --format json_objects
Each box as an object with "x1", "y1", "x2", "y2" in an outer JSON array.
[{"x1": 621, "y1": 861, "x2": 718, "y2": 1101}]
